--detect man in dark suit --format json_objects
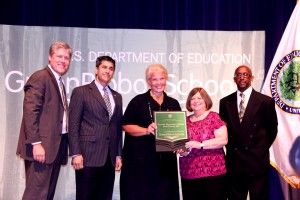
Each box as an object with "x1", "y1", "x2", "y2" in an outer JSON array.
[
  {"x1": 69, "y1": 56, "x2": 123, "y2": 200},
  {"x1": 219, "y1": 65, "x2": 278, "y2": 200},
  {"x1": 16, "y1": 41, "x2": 72, "y2": 200}
]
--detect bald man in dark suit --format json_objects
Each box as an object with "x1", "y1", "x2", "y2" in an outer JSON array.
[
  {"x1": 16, "y1": 41, "x2": 72, "y2": 200},
  {"x1": 69, "y1": 56, "x2": 123, "y2": 200},
  {"x1": 219, "y1": 65, "x2": 278, "y2": 200}
]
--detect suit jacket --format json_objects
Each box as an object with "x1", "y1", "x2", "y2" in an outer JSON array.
[
  {"x1": 219, "y1": 89, "x2": 278, "y2": 175},
  {"x1": 68, "y1": 80, "x2": 123, "y2": 167},
  {"x1": 16, "y1": 66, "x2": 68, "y2": 165}
]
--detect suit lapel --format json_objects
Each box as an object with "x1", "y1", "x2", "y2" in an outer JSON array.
[
  {"x1": 238, "y1": 90, "x2": 261, "y2": 144},
  {"x1": 89, "y1": 82, "x2": 119, "y2": 119},
  {"x1": 226, "y1": 92, "x2": 240, "y2": 134},
  {"x1": 89, "y1": 81, "x2": 107, "y2": 109},
  {"x1": 45, "y1": 67, "x2": 64, "y2": 107},
  {"x1": 240, "y1": 90, "x2": 260, "y2": 126},
  {"x1": 108, "y1": 85, "x2": 118, "y2": 117}
]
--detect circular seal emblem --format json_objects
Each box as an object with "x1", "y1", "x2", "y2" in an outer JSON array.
[{"x1": 270, "y1": 50, "x2": 300, "y2": 114}]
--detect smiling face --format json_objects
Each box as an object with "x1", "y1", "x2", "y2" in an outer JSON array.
[
  {"x1": 234, "y1": 65, "x2": 254, "y2": 92},
  {"x1": 190, "y1": 92, "x2": 207, "y2": 112},
  {"x1": 95, "y1": 60, "x2": 115, "y2": 86},
  {"x1": 48, "y1": 48, "x2": 71, "y2": 76},
  {"x1": 149, "y1": 71, "x2": 167, "y2": 95},
  {"x1": 186, "y1": 87, "x2": 212, "y2": 112}
]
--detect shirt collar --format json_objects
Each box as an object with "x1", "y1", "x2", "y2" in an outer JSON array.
[
  {"x1": 48, "y1": 64, "x2": 61, "y2": 81},
  {"x1": 95, "y1": 80, "x2": 108, "y2": 91},
  {"x1": 238, "y1": 87, "x2": 252, "y2": 97}
]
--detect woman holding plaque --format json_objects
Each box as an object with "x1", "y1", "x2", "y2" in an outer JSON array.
[
  {"x1": 177, "y1": 87, "x2": 228, "y2": 200},
  {"x1": 120, "y1": 64, "x2": 181, "y2": 200}
]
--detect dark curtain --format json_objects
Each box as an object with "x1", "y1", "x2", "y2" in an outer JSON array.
[
  {"x1": 0, "y1": 0, "x2": 296, "y2": 76},
  {"x1": 0, "y1": 0, "x2": 298, "y2": 199}
]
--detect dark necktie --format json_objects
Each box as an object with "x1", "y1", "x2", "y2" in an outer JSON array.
[
  {"x1": 239, "y1": 93, "x2": 245, "y2": 122},
  {"x1": 103, "y1": 87, "x2": 112, "y2": 120},
  {"x1": 59, "y1": 77, "x2": 68, "y2": 132}
]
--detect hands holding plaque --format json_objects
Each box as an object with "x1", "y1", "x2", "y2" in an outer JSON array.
[{"x1": 154, "y1": 111, "x2": 188, "y2": 152}]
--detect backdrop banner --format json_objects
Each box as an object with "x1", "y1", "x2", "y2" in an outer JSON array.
[{"x1": 0, "y1": 25, "x2": 265, "y2": 199}]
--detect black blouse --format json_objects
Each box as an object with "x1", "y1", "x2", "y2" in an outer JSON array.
[{"x1": 122, "y1": 89, "x2": 181, "y2": 158}]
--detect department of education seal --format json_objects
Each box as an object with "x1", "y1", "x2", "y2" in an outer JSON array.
[{"x1": 270, "y1": 50, "x2": 300, "y2": 114}]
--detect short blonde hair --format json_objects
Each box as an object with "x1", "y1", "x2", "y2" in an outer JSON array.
[
  {"x1": 49, "y1": 41, "x2": 72, "y2": 58},
  {"x1": 145, "y1": 64, "x2": 168, "y2": 85}
]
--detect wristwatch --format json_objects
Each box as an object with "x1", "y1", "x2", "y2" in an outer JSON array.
[{"x1": 200, "y1": 142, "x2": 204, "y2": 150}]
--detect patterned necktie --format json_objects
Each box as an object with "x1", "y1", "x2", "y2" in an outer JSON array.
[
  {"x1": 59, "y1": 77, "x2": 69, "y2": 132},
  {"x1": 239, "y1": 93, "x2": 245, "y2": 122},
  {"x1": 103, "y1": 87, "x2": 112, "y2": 120}
]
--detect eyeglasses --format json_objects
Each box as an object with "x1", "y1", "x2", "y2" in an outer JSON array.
[{"x1": 234, "y1": 73, "x2": 252, "y2": 78}]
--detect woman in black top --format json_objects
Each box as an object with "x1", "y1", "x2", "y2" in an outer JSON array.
[{"x1": 120, "y1": 64, "x2": 181, "y2": 200}]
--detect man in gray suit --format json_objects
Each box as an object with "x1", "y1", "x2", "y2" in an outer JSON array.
[
  {"x1": 219, "y1": 65, "x2": 278, "y2": 200},
  {"x1": 69, "y1": 55, "x2": 123, "y2": 200},
  {"x1": 16, "y1": 41, "x2": 72, "y2": 200}
]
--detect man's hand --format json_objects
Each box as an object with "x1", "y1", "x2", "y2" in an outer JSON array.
[
  {"x1": 33, "y1": 143, "x2": 46, "y2": 163},
  {"x1": 72, "y1": 155, "x2": 84, "y2": 170},
  {"x1": 115, "y1": 156, "x2": 122, "y2": 171}
]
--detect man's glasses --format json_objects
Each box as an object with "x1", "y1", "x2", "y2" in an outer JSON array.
[{"x1": 234, "y1": 73, "x2": 252, "y2": 78}]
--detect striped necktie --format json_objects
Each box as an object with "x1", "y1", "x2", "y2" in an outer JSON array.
[
  {"x1": 239, "y1": 93, "x2": 245, "y2": 122},
  {"x1": 103, "y1": 87, "x2": 112, "y2": 120},
  {"x1": 59, "y1": 77, "x2": 68, "y2": 132}
]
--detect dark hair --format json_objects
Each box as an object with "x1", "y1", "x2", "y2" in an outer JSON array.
[
  {"x1": 96, "y1": 56, "x2": 116, "y2": 69},
  {"x1": 186, "y1": 87, "x2": 213, "y2": 112}
]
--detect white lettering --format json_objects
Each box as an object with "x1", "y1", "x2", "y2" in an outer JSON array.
[{"x1": 5, "y1": 71, "x2": 24, "y2": 92}]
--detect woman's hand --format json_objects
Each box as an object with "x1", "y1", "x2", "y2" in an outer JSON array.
[
  {"x1": 146, "y1": 122, "x2": 157, "y2": 135},
  {"x1": 175, "y1": 148, "x2": 190, "y2": 157},
  {"x1": 185, "y1": 141, "x2": 201, "y2": 150}
]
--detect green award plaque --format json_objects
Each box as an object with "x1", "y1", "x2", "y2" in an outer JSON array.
[{"x1": 154, "y1": 111, "x2": 188, "y2": 152}]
